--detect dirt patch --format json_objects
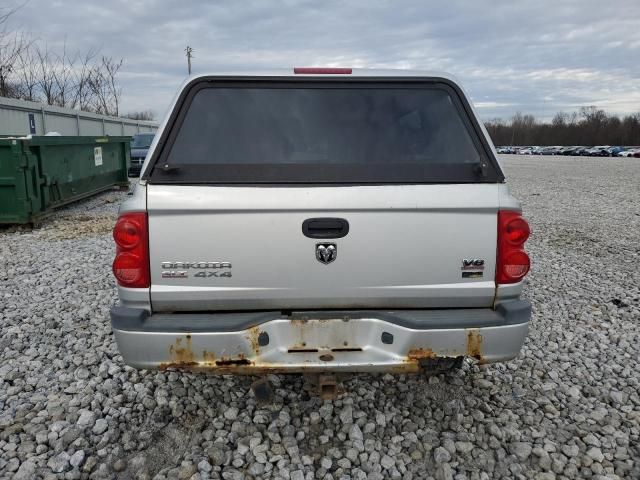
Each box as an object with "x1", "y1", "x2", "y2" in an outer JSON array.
[{"x1": 40, "y1": 213, "x2": 116, "y2": 240}]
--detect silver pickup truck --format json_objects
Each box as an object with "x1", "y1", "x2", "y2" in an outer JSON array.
[{"x1": 110, "y1": 68, "x2": 531, "y2": 383}]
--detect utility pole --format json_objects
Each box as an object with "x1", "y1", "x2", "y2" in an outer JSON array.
[{"x1": 185, "y1": 46, "x2": 194, "y2": 75}]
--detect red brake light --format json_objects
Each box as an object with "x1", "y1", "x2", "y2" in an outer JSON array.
[
  {"x1": 113, "y1": 218, "x2": 141, "y2": 249},
  {"x1": 112, "y1": 212, "x2": 149, "y2": 288},
  {"x1": 294, "y1": 67, "x2": 352, "y2": 74},
  {"x1": 504, "y1": 217, "x2": 530, "y2": 244},
  {"x1": 497, "y1": 210, "x2": 530, "y2": 284}
]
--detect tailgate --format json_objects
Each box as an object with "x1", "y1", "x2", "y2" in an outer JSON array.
[{"x1": 147, "y1": 183, "x2": 498, "y2": 311}]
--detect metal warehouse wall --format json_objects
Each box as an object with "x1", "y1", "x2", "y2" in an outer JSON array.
[{"x1": 0, "y1": 96, "x2": 158, "y2": 137}]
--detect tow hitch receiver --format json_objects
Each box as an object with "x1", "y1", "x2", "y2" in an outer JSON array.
[{"x1": 317, "y1": 375, "x2": 341, "y2": 400}]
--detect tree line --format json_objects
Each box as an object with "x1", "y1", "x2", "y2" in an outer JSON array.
[
  {"x1": 485, "y1": 107, "x2": 640, "y2": 147},
  {"x1": 0, "y1": 7, "x2": 153, "y2": 119}
]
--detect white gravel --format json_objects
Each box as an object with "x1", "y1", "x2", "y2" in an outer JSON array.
[{"x1": 1, "y1": 156, "x2": 639, "y2": 479}]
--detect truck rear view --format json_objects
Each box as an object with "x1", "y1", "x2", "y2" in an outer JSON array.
[{"x1": 110, "y1": 69, "x2": 531, "y2": 381}]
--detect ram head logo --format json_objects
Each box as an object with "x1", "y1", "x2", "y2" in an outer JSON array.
[{"x1": 315, "y1": 243, "x2": 337, "y2": 264}]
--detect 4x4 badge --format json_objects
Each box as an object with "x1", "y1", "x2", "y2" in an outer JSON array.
[{"x1": 316, "y1": 243, "x2": 337, "y2": 264}]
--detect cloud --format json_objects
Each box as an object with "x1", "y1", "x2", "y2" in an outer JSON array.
[{"x1": 10, "y1": 0, "x2": 640, "y2": 121}]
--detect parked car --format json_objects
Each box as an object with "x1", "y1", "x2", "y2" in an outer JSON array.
[
  {"x1": 618, "y1": 148, "x2": 640, "y2": 158},
  {"x1": 110, "y1": 69, "x2": 531, "y2": 392},
  {"x1": 559, "y1": 146, "x2": 581, "y2": 155},
  {"x1": 129, "y1": 133, "x2": 155, "y2": 176},
  {"x1": 531, "y1": 146, "x2": 545, "y2": 155},
  {"x1": 510, "y1": 145, "x2": 638, "y2": 157},
  {"x1": 539, "y1": 146, "x2": 558, "y2": 155},
  {"x1": 574, "y1": 147, "x2": 591, "y2": 156},
  {"x1": 606, "y1": 146, "x2": 625, "y2": 156},
  {"x1": 584, "y1": 146, "x2": 611, "y2": 157},
  {"x1": 497, "y1": 146, "x2": 519, "y2": 154}
]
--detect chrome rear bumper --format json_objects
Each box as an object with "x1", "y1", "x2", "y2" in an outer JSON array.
[{"x1": 110, "y1": 302, "x2": 530, "y2": 373}]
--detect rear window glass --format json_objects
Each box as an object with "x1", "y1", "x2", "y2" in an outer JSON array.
[{"x1": 150, "y1": 82, "x2": 499, "y2": 184}]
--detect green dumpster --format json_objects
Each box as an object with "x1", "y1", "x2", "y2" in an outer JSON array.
[{"x1": 0, "y1": 136, "x2": 130, "y2": 225}]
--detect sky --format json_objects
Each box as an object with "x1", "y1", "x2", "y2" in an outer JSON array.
[{"x1": 8, "y1": 0, "x2": 640, "y2": 122}]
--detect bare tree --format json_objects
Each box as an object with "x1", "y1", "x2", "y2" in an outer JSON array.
[
  {"x1": 15, "y1": 45, "x2": 40, "y2": 101},
  {"x1": 70, "y1": 48, "x2": 99, "y2": 110},
  {"x1": 0, "y1": 5, "x2": 30, "y2": 97},
  {"x1": 485, "y1": 108, "x2": 640, "y2": 147},
  {"x1": 551, "y1": 112, "x2": 568, "y2": 127},
  {"x1": 103, "y1": 56, "x2": 123, "y2": 115},
  {"x1": 1, "y1": 11, "x2": 141, "y2": 120},
  {"x1": 2, "y1": 7, "x2": 132, "y2": 117},
  {"x1": 13, "y1": 42, "x2": 126, "y2": 117},
  {"x1": 122, "y1": 110, "x2": 155, "y2": 120},
  {"x1": 51, "y1": 41, "x2": 75, "y2": 107},
  {"x1": 34, "y1": 44, "x2": 58, "y2": 105},
  {"x1": 89, "y1": 56, "x2": 123, "y2": 116}
]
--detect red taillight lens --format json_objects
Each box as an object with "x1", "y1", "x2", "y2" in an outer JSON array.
[
  {"x1": 497, "y1": 210, "x2": 531, "y2": 284},
  {"x1": 294, "y1": 67, "x2": 352, "y2": 74},
  {"x1": 504, "y1": 217, "x2": 530, "y2": 245},
  {"x1": 113, "y1": 252, "x2": 144, "y2": 284},
  {"x1": 502, "y1": 250, "x2": 530, "y2": 280},
  {"x1": 113, "y1": 218, "x2": 141, "y2": 249},
  {"x1": 112, "y1": 212, "x2": 149, "y2": 288}
]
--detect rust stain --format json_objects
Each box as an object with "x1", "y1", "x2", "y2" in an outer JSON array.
[
  {"x1": 202, "y1": 350, "x2": 216, "y2": 365},
  {"x1": 216, "y1": 354, "x2": 252, "y2": 367},
  {"x1": 466, "y1": 329, "x2": 484, "y2": 362},
  {"x1": 216, "y1": 359, "x2": 251, "y2": 366},
  {"x1": 157, "y1": 358, "x2": 425, "y2": 375},
  {"x1": 167, "y1": 334, "x2": 195, "y2": 365},
  {"x1": 161, "y1": 334, "x2": 265, "y2": 372},
  {"x1": 207, "y1": 364, "x2": 301, "y2": 374},
  {"x1": 158, "y1": 361, "x2": 298, "y2": 375},
  {"x1": 407, "y1": 348, "x2": 437, "y2": 360},
  {"x1": 247, "y1": 326, "x2": 262, "y2": 354},
  {"x1": 159, "y1": 361, "x2": 198, "y2": 370},
  {"x1": 399, "y1": 348, "x2": 438, "y2": 373},
  {"x1": 158, "y1": 331, "x2": 479, "y2": 375}
]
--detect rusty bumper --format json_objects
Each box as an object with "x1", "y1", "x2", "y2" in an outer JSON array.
[{"x1": 110, "y1": 302, "x2": 530, "y2": 373}]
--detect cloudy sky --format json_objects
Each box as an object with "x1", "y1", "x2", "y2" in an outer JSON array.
[{"x1": 9, "y1": 0, "x2": 640, "y2": 121}]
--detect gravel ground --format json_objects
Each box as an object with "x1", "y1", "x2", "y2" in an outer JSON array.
[{"x1": 1, "y1": 155, "x2": 639, "y2": 480}]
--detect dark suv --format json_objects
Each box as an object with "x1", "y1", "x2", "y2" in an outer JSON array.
[{"x1": 129, "y1": 133, "x2": 155, "y2": 177}]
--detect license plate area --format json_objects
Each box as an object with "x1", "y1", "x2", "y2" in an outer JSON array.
[{"x1": 284, "y1": 318, "x2": 363, "y2": 353}]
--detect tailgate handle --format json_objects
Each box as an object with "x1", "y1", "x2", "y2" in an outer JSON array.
[{"x1": 302, "y1": 218, "x2": 349, "y2": 239}]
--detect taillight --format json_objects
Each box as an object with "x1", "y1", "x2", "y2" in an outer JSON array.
[
  {"x1": 294, "y1": 67, "x2": 352, "y2": 74},
  {"x1": 496, "y1": 210, "x2": 530, "y2": 284},
  {"x1": 112, "y1": 212, "x2": 149, "y2": 288}
]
